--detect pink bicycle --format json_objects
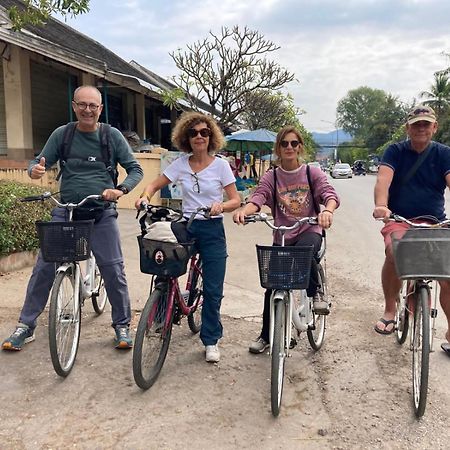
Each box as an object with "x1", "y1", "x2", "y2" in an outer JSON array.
[{"x1": 132, "y1": 204, "x2": 208, "y2": 390}]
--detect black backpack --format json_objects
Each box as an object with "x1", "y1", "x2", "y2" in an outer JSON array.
[{"x1": 56, "y1": 121, "x2": 118, "y2": 186}]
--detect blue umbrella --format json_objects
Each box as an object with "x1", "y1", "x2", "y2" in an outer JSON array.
[{"x1": 225, "y1": 128, "x2": 277, "y2": 152}]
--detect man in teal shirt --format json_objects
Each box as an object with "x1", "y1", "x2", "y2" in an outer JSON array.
[{"x1": 2, "y1": 85, "x2": 143, "y2": 351}]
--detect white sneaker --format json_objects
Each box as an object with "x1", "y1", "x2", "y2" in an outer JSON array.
[{"x1": 205, "y1": 344, "x2": 220, "y2": 363}]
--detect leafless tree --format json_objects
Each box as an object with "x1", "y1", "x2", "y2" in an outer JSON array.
[{"x1": 170, "y1": 26, "x2": 295, "y2": 128}]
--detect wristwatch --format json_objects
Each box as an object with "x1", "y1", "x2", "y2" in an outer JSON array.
[{"x1": 116, "y1": 185, "x2": 129, "y2": 195}]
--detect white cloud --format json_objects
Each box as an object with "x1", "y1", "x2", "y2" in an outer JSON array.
[{"x1": 60, "y1": 0, "x2": 450, "y2": 132}]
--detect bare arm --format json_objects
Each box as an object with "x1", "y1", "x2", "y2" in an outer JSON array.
[
  {"x1": 134, "y1": 174, "x2": 171, "y2": 209},
  {"x1": 373, "y1": 165, "x2": 394, "y2": 219},
  {"x1": 232, "y1": 202, "x2": 259, "y2": 225}
]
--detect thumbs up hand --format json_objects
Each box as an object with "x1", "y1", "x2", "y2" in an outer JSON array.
[{"x1": 31, "y1": 156, "x2": 46, "y2": 179}]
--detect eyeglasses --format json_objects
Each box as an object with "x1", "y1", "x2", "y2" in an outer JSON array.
[
  {"x1": 73, "y1": 101, "x2": 101, "y2": 111},
  {"x1": 191, "y1": 173, "x2": 200, "y2": 193},
  {"x1": 280, "y1": 140, "x2": 301, "y2": 148},
  {"x1": 187, "y1": 128, "x2": 212, "y2": 138}
]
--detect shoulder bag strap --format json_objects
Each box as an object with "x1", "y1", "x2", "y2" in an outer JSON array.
[
  {"x1": 401, "y1": 146, "x2": 431, "y2": 186},
  {"x1": 272, "y1": 167, "x2": 277, "y2": 220},
  {"x1": 306, "y1": 164, "x2": 320, "y2": 215}
]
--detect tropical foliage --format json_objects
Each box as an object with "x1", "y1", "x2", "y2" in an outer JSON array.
[{"x1": 8, "y1": 0, "x2": 89, "y2": 30}]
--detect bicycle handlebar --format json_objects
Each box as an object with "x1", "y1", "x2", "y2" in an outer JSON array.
[
  {"x1": 244, "y1": 212, "x2": 318, "y2": 231},
  {"x1": 20, "y1": 191, "x2": 104, "y2": 209},
  {"x1": 381, "y1": 214, "x2": 450, "y2": 228}
]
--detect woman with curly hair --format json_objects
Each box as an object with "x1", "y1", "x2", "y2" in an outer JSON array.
[{"x1": 135, "y1": 111, "x2": 240, "y2": 363}]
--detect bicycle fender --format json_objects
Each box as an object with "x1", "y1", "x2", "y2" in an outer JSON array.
[{"x1": 55, "y1": 262, "x2": 75, "y2": 274}]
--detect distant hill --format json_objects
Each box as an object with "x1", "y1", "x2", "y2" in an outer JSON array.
[{"x1": 311, "y1": 130, "x2": 353, "y2": 146}]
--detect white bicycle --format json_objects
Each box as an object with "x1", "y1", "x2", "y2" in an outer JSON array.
[
  {"x1": 245, "y1": 212, "x2": 328, "y2": 416},
  {"x1": 22, "y1": 192, "x2": 109, "y2": 377}
]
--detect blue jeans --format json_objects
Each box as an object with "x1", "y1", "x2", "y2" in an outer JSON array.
[
  {"x1": 19, "y1": 207, "x2": 131, "y2": 329},
  {"x1": 187, "y1": 218, "x2": 227, "y2": 346}
]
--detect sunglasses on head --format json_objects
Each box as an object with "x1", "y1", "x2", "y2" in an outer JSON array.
[
  {"x1": 187, "y1": 128, "x2": 212, "y2": 138},
  {"x1": 280, "y1": 140, "x2": 300, "y2": 148},
  {"x1": 412, "y1": 108, "x2": 431, "y2": 115}
]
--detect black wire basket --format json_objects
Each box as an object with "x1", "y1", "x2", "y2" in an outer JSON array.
[
  {"x1": 36, "y1": 220, "x2": 94, "y2": 263},
  {"x1": 256, "y1": 245, "x2": 314, "y2": 290},
  {"x1": 392, "y1": 228, "x2": 450, "y2": 280}
]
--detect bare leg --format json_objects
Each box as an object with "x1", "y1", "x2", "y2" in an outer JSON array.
[
  {"x1": 438, "y1": 280, "x2": 450, "y2": 343},
  {"x1": 376, "y1": 247, "x2": 402, "y2": 333}
]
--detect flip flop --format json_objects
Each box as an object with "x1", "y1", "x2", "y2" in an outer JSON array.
[
  {"x1": 374, "y1": 318, "x2": 396, "y2": 335},
  {"x1": 441, "y1": 342, "x2": 450, "y2": 356}
]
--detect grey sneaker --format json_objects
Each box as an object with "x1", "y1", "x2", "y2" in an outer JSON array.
[
  {"x1": 205, "y1": 344, "x2": 220, "y2": 363},
  {"x1": 249, "y1": 337, "x2": 269, "y2": 354},
  {"x1": 114, "y1": 326, "x2": 133, "y2": 349},
  {"x1": 2, "y1": 324, "x2": 35, "y2": 351},
  {"x1": 313, "y1": 293, "x2": 330, "y2": 315}
]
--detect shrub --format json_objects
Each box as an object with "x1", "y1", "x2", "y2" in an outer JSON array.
[{"x1": 0, "y1": 180, "x2": 52, "y2": 256}]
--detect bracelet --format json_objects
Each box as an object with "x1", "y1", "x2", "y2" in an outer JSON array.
[
  {"x1": 140, "y1": 192, "x2": 151, "y2": 201},
  {"x1": 220, "y1": 203, "x2": 225, "y2": 213},
  {"x1": 376, "y1": 205, "x2": 388, "y2": 208},
  {"x1": 323, "y1": 209, "x2": 334, "y2": 214}
]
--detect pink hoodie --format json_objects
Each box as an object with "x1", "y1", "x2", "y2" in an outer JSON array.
[{"x1": 248, "y1": 165, "x2": 340, "y2": 245}]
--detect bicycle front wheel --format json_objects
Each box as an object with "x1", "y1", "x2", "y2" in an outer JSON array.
[
  {"x1": 395, "y1": 281, "x2": 410, "y2": 345},
  {"x1": 412, "y1": 285, "x2": 430, "y2": 418},
  {"x1": 92, "y1": 264, "x2": 108, "y2": 315},
  {"x1": 133, "y1": 286, "x2": 173, "y2": 390},
  {"x1": 187, "y1": 258, "x2": 203, "y2": 334},
  {"x1": 271, "y1": 296, "x2": 288, "y2": 417},
  {"x1": 48, "y1": 266, "x2": 81, "y2": 377},
  {"x1": 307, "y1": 264, "x2": 327, "y2": 350}
]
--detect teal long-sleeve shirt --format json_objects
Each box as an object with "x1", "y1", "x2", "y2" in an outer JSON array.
[{"x1": 28, "y1": 124, "x2": 143, "y2": 205}]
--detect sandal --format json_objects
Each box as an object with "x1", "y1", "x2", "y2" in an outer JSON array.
[{"x1": 374, "y1": 318, "x2": 396, "y2": 335}]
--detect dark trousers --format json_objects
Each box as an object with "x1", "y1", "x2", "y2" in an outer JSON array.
[
  {"x1": 19, "y1": 207, "x2": 131, "y2": 329},
  {"x1": 187, "y1": 218, "x2": 227, "y2": 346},
  {"x1": 260, "y1": 232, "x2": 322, "y2": 342}
]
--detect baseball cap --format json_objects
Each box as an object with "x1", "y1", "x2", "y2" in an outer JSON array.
[{"x1": 406, "y1": 104, "x2": 437, "y2": 125}]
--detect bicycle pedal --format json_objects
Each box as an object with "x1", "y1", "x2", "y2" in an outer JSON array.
[
  {"x1": 289, "y1": 338, "x2": 297, "y2": 349},
  {"x1": 431, "y1": 308, "x2": 438, "y2": 318}
]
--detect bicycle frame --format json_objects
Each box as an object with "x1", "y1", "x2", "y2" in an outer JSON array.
[{"x1": 152, "y1": 253, "x2": 202, "y2": 331}]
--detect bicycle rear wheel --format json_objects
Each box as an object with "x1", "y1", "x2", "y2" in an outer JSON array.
[
  {"x1": 92, "y1": 264, "x2": 108, "y2": 315},
  {"x1": 412, "y1": 285, "x2": 430, "y2": 418},
  {"x1": 395, "y1": 281, "x2": 410, "y2": 345},
  {"x1": 307, "y1": 264, "x2": 327, "y2": 350},
  {"x1": 187, "y1": 258, "x2": 203, "y2": 334},
  {"x1": 133, "y1": 285, "x2": 173, "y2": 390},
  {"x1": 48, "y1": 266, "x2": 81, "y2": 377},
  {"x1": 271, "y1": 296, "x2": 288, "y2": 417}
]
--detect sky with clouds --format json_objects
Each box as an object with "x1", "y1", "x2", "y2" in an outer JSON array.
[{"x1": 60, "y1": 0, "x2": 450, "y2": 133}]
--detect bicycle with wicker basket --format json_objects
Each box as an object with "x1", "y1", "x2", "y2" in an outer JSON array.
[
  {"x1": 244, "y1": 212, "x2": 328, "y2": 417},
  {"x1": 132, "y1": 204, "x2": 208, "y2": 390},
  {"x1": 389, "y1": 214, "x2": 450, "y2": 417},
  {"x1": 21, "y1": 192, "x2": 109, "y2": 377}
]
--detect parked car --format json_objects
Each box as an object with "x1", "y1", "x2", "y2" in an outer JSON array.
[{"x1": 331, "y1": 163, "x2": 353, "y2": 179}]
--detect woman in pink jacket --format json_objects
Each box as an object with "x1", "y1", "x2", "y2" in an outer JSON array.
[{"x1": 233, "y1": 125, "x2": 340, "y2": 354}]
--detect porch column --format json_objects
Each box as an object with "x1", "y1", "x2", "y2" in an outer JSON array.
[
  {"x1": 3, "y1": 45, "x2": 33, "y2": 159},
  {"x1": 136, "y1": 93, "x2": 145, "y2": 139}
]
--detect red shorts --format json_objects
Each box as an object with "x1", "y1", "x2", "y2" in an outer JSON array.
[{"x1": 380, "y1": 221, "x2": 410, "y2": 248}]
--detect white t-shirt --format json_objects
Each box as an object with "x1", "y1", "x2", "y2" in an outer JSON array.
[{"x1": 163, "y1": 154, "x2": 235, "y2": 218}]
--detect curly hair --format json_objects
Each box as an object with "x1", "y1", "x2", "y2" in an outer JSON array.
[
  {"x1": 272, "y1": 125, "x2": 305, "y2": 166},
  {"x1": 171, "y1": 111, "x2": 225, "y2": 153}
]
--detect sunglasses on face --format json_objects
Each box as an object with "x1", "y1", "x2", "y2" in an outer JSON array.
[
  {"x1": 73, "y1": 101, "x2": 100, "y2": 111},
  {"x1": 187, "y1": 128, "x2": 212, "y2": 138},
  {"x1": 280, "y1": 140, "x2": 300, "y2": 148}
]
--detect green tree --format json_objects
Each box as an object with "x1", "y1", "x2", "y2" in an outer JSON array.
[
  {"x1": 169, "y1": 26, "x2": 295, "y2": 129},
  {"x1": 336, "y1": 86, "x2": 407, "y2": 152},
  {"x1": 8, "y1": 0, "x2": 89, "y2": 31},
  {"x1": 420, "y1": 72, "x2": 450, "y2": 117}
]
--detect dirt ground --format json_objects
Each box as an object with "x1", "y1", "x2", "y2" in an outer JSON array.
[{"x1": 1, "y1": 181, "x2": 450, "y2": 449}]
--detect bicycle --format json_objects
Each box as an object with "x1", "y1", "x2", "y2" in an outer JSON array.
[
  {"x1": 132, "y1": 204, "x2": 208, "y2": 390},
  {"x1": 245, "y1": 212, "x2": 328, "y2": 417},
  {"x1": 389, "y1": 214, "x2": 450, "y2": 417},
  {"x1": 21, "y1": 192, "x2": 109, "y2": 377}
]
